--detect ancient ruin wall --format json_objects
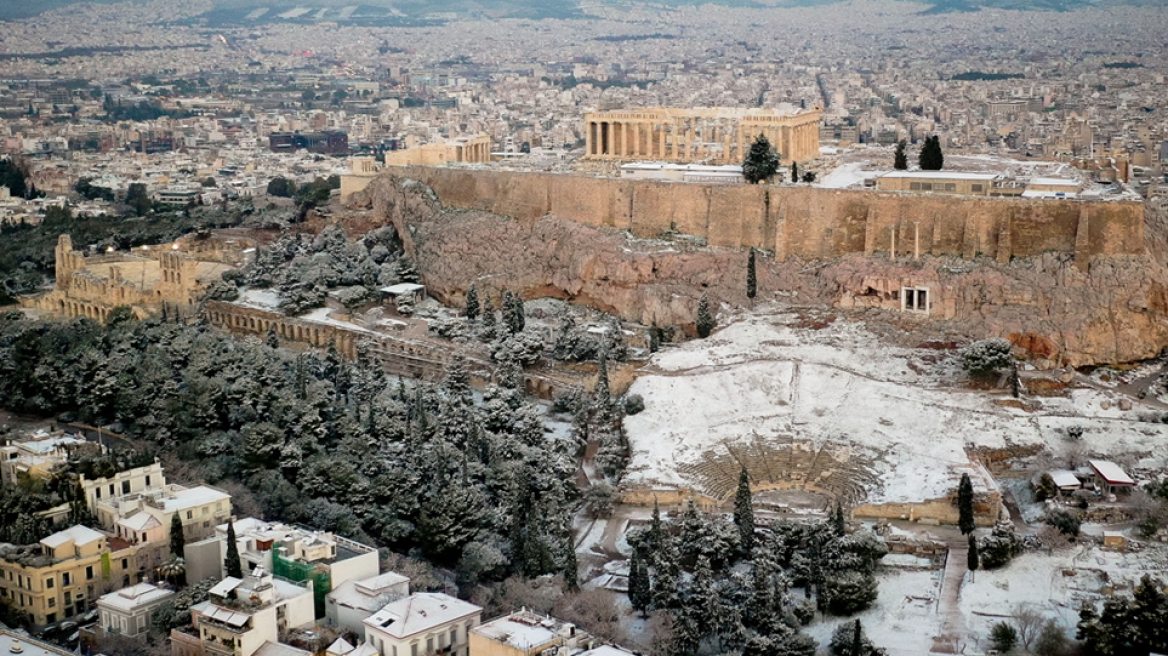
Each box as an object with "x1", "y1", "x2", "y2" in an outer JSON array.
[{"x1": 398, "y1": 166, "x2": 1145, "y2": 265}]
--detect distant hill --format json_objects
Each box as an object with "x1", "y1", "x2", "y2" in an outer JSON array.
[{"x1": 3, "y1": 0, "x2": 1167, "y2": 23}]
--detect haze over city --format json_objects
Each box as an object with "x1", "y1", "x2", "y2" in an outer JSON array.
[{"x1": 0, "y1": 2, "x2": 1167, "y2": 656}]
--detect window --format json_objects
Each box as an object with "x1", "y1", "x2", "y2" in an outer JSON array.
[
  {"x1": 145, "y1": 475, "x2": 151, "y2": 486},
  {"x1": 411, "y1": 644, "x2": 418, "y2": 656},
  {"x1": 86, "y1": 566, "x2": 94, "y2": 580},
  {"x1": 62, "y1": 573, "x2": 70, "y2": 586},
  {"x1": 122, "y1": 481, "x2": 131, "y2": 495},
  {"x1": 901, "y1": 287, "x2": 929, "y2": 313},
  {"x1": 972, "y1": 184, "x2": 984, "y2": 192},
  {"x1": 909, "y1": 182, "x2": 921, "y2": 190},
  {"x1": 109, "y1": 484, "x2": 115, "y2": 497},
  {"x1": 45, "y1": 578, "x2": 54, "y2": 589},
  {"x1": 944, "y1": 183, "x2": 956, "y2": 191},
  {"x1": 450, "y1": 628, "x2": 457, "y2": 645},
  {"x1": 122, "y1": 559, "x2": 128, "y2": 570},
  {"x1": 426, "y1": 637, "x2": 433, "y2": 653},
  {"x1": 96, "y1": 488, "x2": 102, "y2": 500},
  {"x1": 46, "y1": 613, "x2": 56, "y2": 624},
  {"x1": 65, "y1": 591, "x2": 71, "y2": 604},
  {"x1": 186, "y1": 511, "x2": 193, "y2": 520},
  {"x1": 48, "y1": 598, "x2": 56, "y2": 608},
  {"x1": 203, "y1": 507, "x2": 209, "y2": 516},
  {"x1": 921, "y1": 182, "x2": 932, "y2": 191}
]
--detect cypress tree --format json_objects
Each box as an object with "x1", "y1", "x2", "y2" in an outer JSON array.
[
  {"x1": 746, "y1": 248, "x2": 757, "y2": 300},
  {"x1": 628, "y1": 549, "x2": 652, "y2": 615},
  {"x1": 894, "y1": 140, "x2": 908, "y2": 170},
  {"x1": 852, "y1": 619, "x2": 863, "y2": 656},
  {"x1": 742, "y1": 134, "x2": 779, "y2": 184},
  {"x1": 465, "y1": 285, "x2": 480, "y2": 321},
  {"x1": 170, "y1": 513, "x2": 185, "y2": 558},
  {"x1": 646, "y1": 500, "x2": 664, "y2": 555},
  {"x1": 734, "y1": 468, "x2": 755, "y2": 553},
  {"x1": 791, "y1": 161, "x2": 799, "y2": 183},
  {"x1": 919, "y1": 135, "x2": 944, "y2": 171},
  {"x1": 967, "y1": 534, "x2": 980, "y2": 572},
  {"x1": 958, "y1": 472, "x2": 976, "y2": 535},
  {"x1": 265, "y1": 323, "x2": 279, "y2": 349},
  {"x1": 696, "y1": 293, "x2": 715, "y2": 338},
  {"x1": 225, "y1": 521, "x2": 243, "y2": 578},
  {"x1": 480, "y1": 294, "x2": 496, "y2": 338},
  {"x1": 832, "y1": 502, "x2": 847, "y2": 537},
  {"x1": 563, "y1": 533, "x2": 579, "y2": 591},
  {"x1": 502, "y1": 290, "x2": 525, "y2": 334}
]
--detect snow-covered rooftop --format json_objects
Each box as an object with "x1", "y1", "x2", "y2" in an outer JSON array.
[
  {"x1": 364, "y1": 593, "x2": 481, "y2": 639},
  {"x1": 1089, "y1": 460, "x2": 1135, "y2": 486}
]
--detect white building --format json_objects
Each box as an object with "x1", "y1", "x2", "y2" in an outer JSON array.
[
  {"x1": 326, "y1": 572, "x2": 411, "y2": 635},
  {"x1": 184, "y1": 519, "x2": 379, "y2": 616},
  {"x1": 96, "y1": 484, "x2": 232, "y2": 545},
  {"x1": 182, "y1": 568, "x2": 315, "y2": 656},
  {"x1": 363, "y1": 593, "x2": 481, "y2": 656},
  {"x1": 619, "y1": 162, "x2": 744, "y2": 184},
  {"x1": 97, "y1": 582, "x2": 175, "y2": 639}
]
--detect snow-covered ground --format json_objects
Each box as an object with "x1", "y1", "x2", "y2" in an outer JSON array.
[
  {"x1": 804, "y1": 568, "x2": 944, "y2": 656},
  {"x1": 623, "y1": 312, "x2": 1168, "y2": 506}
]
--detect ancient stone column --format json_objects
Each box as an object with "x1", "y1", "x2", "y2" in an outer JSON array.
[
  {"x1": 622, "y1": 121, "x2": 630, "y2": 158},
  {"x1": 914, "y1": 222, "x2": 920, "y2": 260},
  {"x1": 659, "y1": 123, "x2": 666, "y2": 159}
]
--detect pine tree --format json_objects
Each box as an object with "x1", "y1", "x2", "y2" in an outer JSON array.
[
  {"x1": 502, "y1": 290, "x2": 525, "y2": 335},
  {"x1": 225, "y1": 521, "x2": 243, "y2": 578},
  {"x1": 646, "y1": 500, "x2": 664, "y2": 555},
  {"x1": 170, "y1": 513, "x2": 185, "y2": 558},
  {"x1": 791, "y1": 161, "x2": 799, "y2": 183},
  {"x1": 746, "y1": 248, "x2": 757, "y2": 301},
  {"x1": 395, "y1": 256, "x2": 420, "y2": 283},
  {"x1": 696, "y1": 293, "x2": 715, "y2": 338},
  {"x1": 734, "y1": 468, "x2": 755, "y2": 553},
  {"x1": 593, "y1": 348, "x2": 611, "y2": 410},
  {"x1": 967, "y1": 534, "x2": 979, "y2": 572},
  {"x1": 628, "y1": 548, "x2": 652, "y2": 615},
  {"x1": 893, "y1": 140, "x2": 908, "y2": 170},
  {"x1": 958, "y1": 472, "x2": 976, "y2": 535},
  {"x1": 465, "y1": 285, "x2": 480, "y2": 321},
  {"x1": 742, "y1": 134, "x2": 780, "y2": 184},
  {"x1": 852, "y1": 619, "x2": 864, "y2": 656},
  {"x1": 265, "y1": 323, "x2": 279, "y2": 349}
]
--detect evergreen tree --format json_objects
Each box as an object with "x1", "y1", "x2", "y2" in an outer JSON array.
[
  {"x1": 990, "y1": 622, "x2": 1018, "y2": 653},
  {"x1": 628, "y1": 548, "x2": 652, "y2": 615},
  {"x1": 563, "y1": 532, "x2": 580, "y2": 591},
  {"x1": 646, "y1": 500, "x2": 664, "y2": 555},
  {"x1": 919, "y1": 135, "x2": 944, "y2": 171},
  {"x1": 652, "y1": 536, "x2": 682, "y2": 609},
  {"x1": 734, "y1": 468, "x2": 755, "y2": 553},
  {"x1": 791, "y1": 161, "x2": 799, "y2": 183},
  {"x1": 225, "y1": 521, "x2": 243, "y2": 578},
  {"x1": 967, "y1": 534, "x2": 979, "y2": 572},
  {"x1": 746, "y1": 248, "x2": 757, "y2": 301},
  {"x1": 480, "y1": 295, "x2": 497, "y2": 341},
  {"x1": 265, "y1": 323, "x2": 279, "y2": 349},
  {"x1": 958, "y1": 473, "x2": 976, "y2": 535},
  {"x1": 893, "y1": 140, "x2": 908, "y2": 170},
  {"x1": 465, "y1": 285, "x2": 480, "y2": 321},
  {"x1": 170, "y1": 513, "x2": 185, "y2": 558},
  {"x1": 696, "y1": 293, "x2": 715, "y2": 338},
  {"x1": 831, "y1": 501, "x2": 850, "y2": 534},
  {"x1": 502, "y1": 290, "x2": 525, "y2": 335},
  {"x1": 852, "y1": 619, "x2": 864, "y2": 656},
  {"x1": 593, "y1": 349, "x2": 611, "y2": 416},
  {"x1": 395, "y1": 256, "x2": 420, "y2": 284},
  {"x1": 742, "y1": 134, "x2": 780, "y2": 184}
]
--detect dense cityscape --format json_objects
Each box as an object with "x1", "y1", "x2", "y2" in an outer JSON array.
[{"x1": 2, "y1": 1, "x2": 1168, "y2": 656}]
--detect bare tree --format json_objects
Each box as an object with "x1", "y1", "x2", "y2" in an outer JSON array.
[
  {"x1": 553, "y1": 588, "x2": 629, "y2": 645},
  {"x1": 1012, "y1": 603, "x2": 1046, "y2": 651},
  {"x1": 1037, "y1": 524, "x2": 1072, "y2": 552}
]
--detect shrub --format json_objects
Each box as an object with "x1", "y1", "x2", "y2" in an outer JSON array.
[
  {"x1": 959, "y1": 338, "x2": 1014, "y2": 375},
  {"x1": 990, "y1": 621, "x2": 1018, "y2": 653},
  {"x1": 624, "y1": 394, "x2": 645, "y2": 415},
  {"x1": 1045, "y1": 509, "x2": 1081, "y2": 538},
  {"x1": 822, "y1": 570, "x2": 879, "y2": 615}
]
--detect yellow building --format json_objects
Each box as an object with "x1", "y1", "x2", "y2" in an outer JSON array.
[
  {"x1": 583, "y1": 107, "x2": 822, "y2": 164},
  {"x1": 22, "y1": 234, "x2": 251, "y2": 322},
  {"x1": 875, "y1": 171, "x2": 1000, "y2": 195},
  {"x1": 381, "y1": 134, "x2": 493, "y2": 167},
  {"x1": 0, "y1": 525, "x2": 150, "y2": 628}
]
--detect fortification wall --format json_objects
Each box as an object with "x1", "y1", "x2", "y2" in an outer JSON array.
[{"x1": 399, "y1": 166, "x2": 1145, "y2": 266}]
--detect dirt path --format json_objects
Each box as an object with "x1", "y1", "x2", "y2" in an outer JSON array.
[{"x1": 932, "y1": 545, "x2": 969, "y2": 654}]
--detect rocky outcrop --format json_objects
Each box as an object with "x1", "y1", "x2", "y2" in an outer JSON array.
[{"x1": 354, "y1": 173, "x2": 1168, "y2": 367}]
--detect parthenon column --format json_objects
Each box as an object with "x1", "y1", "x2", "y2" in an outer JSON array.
[
  {"x1": 659, "y1": 124, "x2": 666, "y2": 159},
  {"x1": 622, "y1": 121, "x2": 629, "y2": 158},
  {"x1": 672, "y1": 122, "x2": 681, "y2": 160},
  {"x1": 737, "y1": 126, "x2": 745, "y2": 163}
]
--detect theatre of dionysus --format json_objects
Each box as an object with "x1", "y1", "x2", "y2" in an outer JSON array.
[{"x1": 583, "y1": 107, "x2": 822, "y2": 164}]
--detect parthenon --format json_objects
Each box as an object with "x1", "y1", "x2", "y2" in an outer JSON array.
[{"x1": 583, "y1": 107, "x2": 822, "y2": 164}]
